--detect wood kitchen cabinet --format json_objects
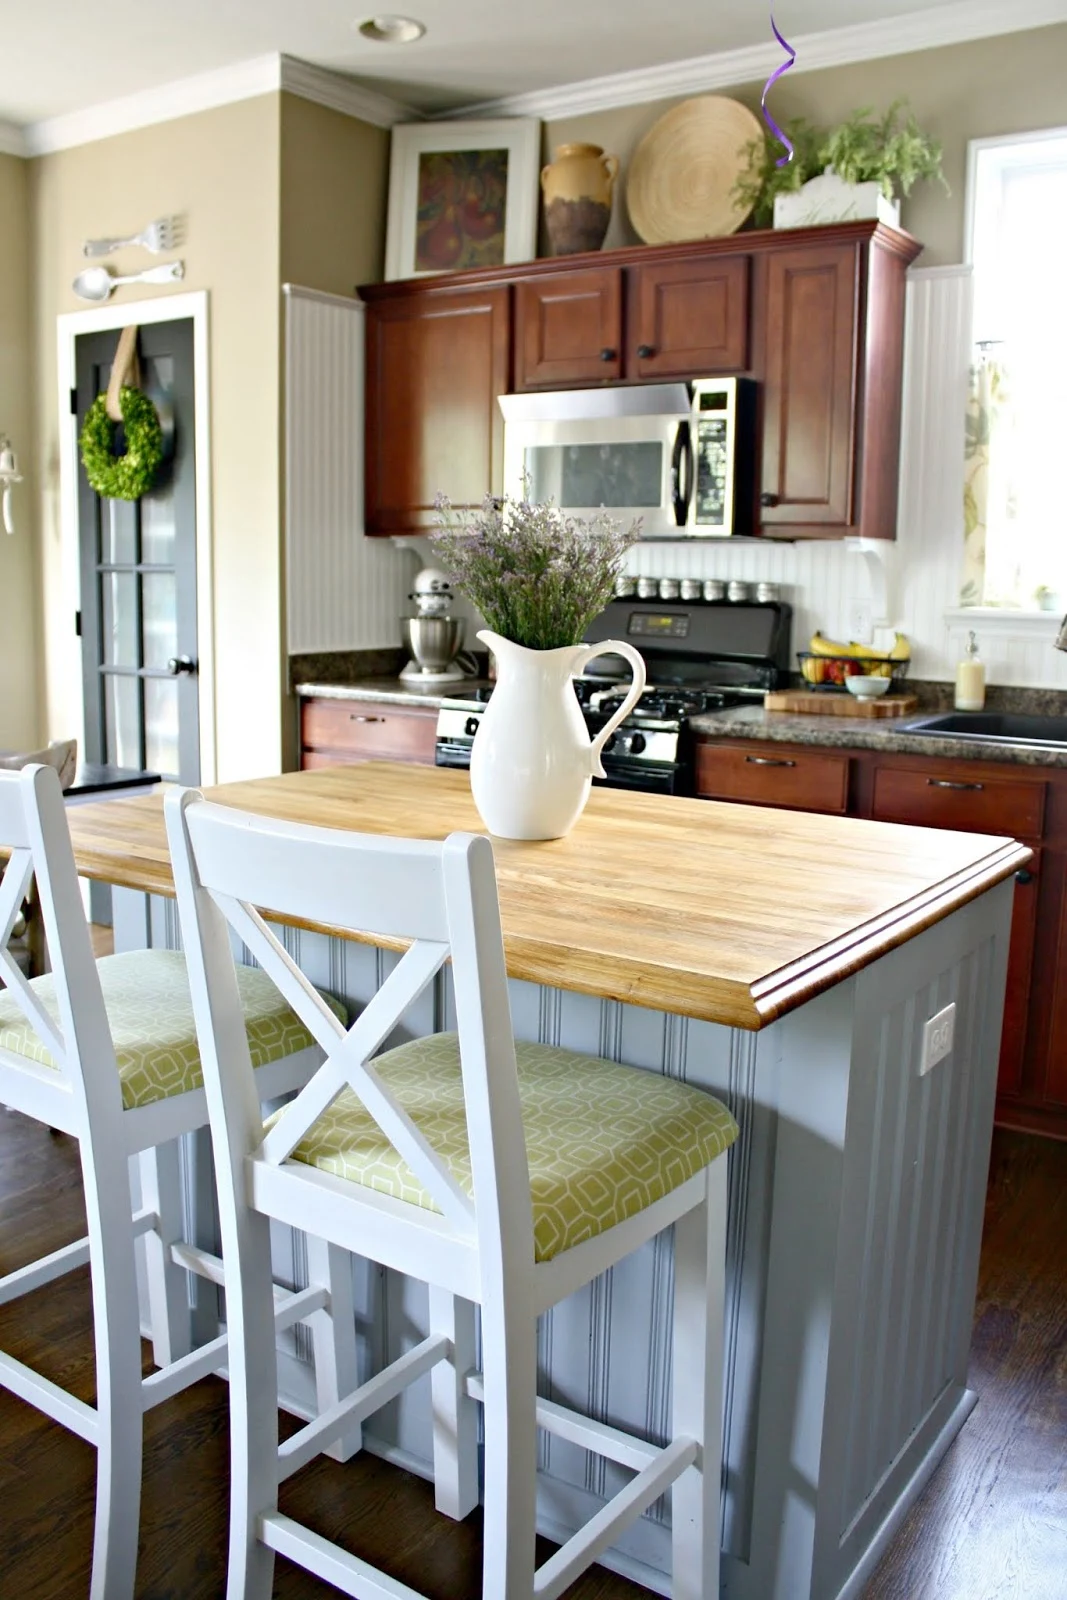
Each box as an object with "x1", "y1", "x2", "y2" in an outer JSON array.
[
  {"x1": 300, "y1": 697, "x2": 438, "y2": 768},
  {"x1": 363, "y1": 285, "x2": 509, "y2": 536},
  {"x1": 695, "y1": 734, "x2": 1066, "y2": 1136},
  {"x1": 360, "y1": 221, "x2": 920, "y2": 540}
]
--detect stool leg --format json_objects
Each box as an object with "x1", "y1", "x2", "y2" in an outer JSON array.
[
  {"x1": 139, "y1": 1141, "x2": 193, "y2": 1367},
  {"x1": 479, "y1": 1296, "x2": 538, "y2": 1599},
  {"x1": 84, "y1": 1155, "x2": 145, "y2": 1600},
  {"x1": 226, "y1": 1206, "x2": 280, "y2": 1600},
  {"x1": 429, "y1": 1287, "x2": 480, "y2": 1520},
  {"x1": 671, "y1": 1161, "x2": 727, "y2": 1600},
  {"x1": 306, "y1": 1234, "x2": 361, "y2": 1462}
]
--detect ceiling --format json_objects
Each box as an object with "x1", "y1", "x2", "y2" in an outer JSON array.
[{"x1": 0, "y1": 0, "x2": 1022, "y2": 127}]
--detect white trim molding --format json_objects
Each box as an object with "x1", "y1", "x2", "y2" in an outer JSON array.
[
  {"x1": 56, "y1": 292, "x2": 217, "y2": 784},
  {"x1": 447, "y1": 0, "x2": 1067, "y2": 122},
  {"x1": 0, "y1": 119, "x2": 27, "y2": 157},
  {"x1": 945, "y1": 607, "x2": 1065, "y2": 636},
  {"x1": 21, "y1": 52, "x2": 416, "y2": 157}
]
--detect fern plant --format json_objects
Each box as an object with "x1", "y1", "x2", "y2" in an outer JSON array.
[
  {"x1": 821, "y1": 101, "x2": 947, "y2": 200},
  {"x1": 732, "y1": 118, "x2": 824, "y2": 229}
]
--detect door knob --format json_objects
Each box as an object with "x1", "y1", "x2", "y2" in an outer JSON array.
[
  {"x1": 760, "y1": 492, "x2": 779, "y2": 508},
  {"x1": 599, "y1": 347, "x2": 617, "y2": 362},
  {"x1": 636, "y1": 344, "x2": 655, "y2": 358},
  {"x1": 167, "y1": 655, "x2": 197, "y2": 676}
]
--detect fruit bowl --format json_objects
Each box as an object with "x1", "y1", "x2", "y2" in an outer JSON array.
[{"x1": 797, "y1": 652, "x2": 910, "y2": 690}]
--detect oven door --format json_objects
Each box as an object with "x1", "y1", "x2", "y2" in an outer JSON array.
[
  {"x1": 500, "y1": 386, "x2": 692, "y2": 535},
  {"x1": 596, "y1": 760, "x2": 689, "y2": 796}
]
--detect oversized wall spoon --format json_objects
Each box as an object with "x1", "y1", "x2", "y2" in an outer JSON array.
[{"x1": 72, "y1": 261, "x2": 185, "y2": 301}]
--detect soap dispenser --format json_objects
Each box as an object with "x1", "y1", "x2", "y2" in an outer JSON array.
[{"x1": 955, "y1": 631, "x2": 985, "y2": 711}]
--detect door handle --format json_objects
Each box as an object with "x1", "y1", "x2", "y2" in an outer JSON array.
[
  {"x1": 927, "y1": 779, "x2": 984, "y2": 791},
  {"x1": 1015, "y1": 868, "x2": 1034, "y2": 884},
  {"x1": 599, "y1": 347, "x2": 617, "y2": 362},
  {"x1": 350, "y1": 714, "x2": 383, "y2": 723},
  {"x1": 760, "y1": 492, "x2": 779, "y2": 508},
  {"x1": 167, "y1": 655, "x2": 197, "y2": 676},
  {"x1": 745, "y1": 755, "x2": 796, "y2": 767},
  {"x1": 636, "y1": 344, "x2": 655, "y2": 358}
]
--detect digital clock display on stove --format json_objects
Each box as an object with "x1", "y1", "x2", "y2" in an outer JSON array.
[{"x1": 627, "y1": 612, "x2": 691, "y2": 639}]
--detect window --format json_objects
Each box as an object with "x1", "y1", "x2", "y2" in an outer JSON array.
[{"x1": 966, "y1": 131, "x2": 1067, "y2": 610}]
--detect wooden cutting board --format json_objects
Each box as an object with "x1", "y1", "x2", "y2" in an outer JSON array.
[{"x1": 764, "y1": 689, "x2": 919, "y2": 718}]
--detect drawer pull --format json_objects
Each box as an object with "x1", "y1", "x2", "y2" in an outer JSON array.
[
  {"x1": 927, "y1": 778, "x2": 984, "y2": 791},
  {"x1": 745, "y1": 754, "x2": 796, "y2": 768},
  {"x1": 1015, "y1": 868, "x2": 1034, "y2": 884},
  {"x1": 350, "y1": 714, "x2": 383, "y2": 723}
]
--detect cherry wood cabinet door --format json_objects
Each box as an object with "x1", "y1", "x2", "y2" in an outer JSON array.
[
  {"x1": 999, "y1": 852, "x2": 1041, "y2": 1102},
  {"x1": 364, "y1": 286, "x2": 509, "y2": 536},
  {"x1": 759, "y1": 241, "x2": 859, "y2": 532},
  {"x1": 514, "y1": 268, "x2": 622, "y2": 388},
  {"x1": 629, "y1": 255, "x2": 749, "y2": 379},
  {"x1": 695, "y1": 741, "x2": 850, "y2": 813},
  {"x1": 300, "y1": 698, "x2": 438, "y2": 766}
]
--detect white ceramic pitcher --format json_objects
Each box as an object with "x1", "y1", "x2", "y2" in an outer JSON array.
[{"x1": 470, "y1": 629, "x2": 646, "y2": 840}]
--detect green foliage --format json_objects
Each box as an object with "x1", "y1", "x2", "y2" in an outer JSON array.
[
  {"x1": 732, "y1": 99, "x2": 947, "y2": 225},
  {"x1": 822, "y1": 101, "x2": 947, "y2": 200},
  {"x1": 431, "y1": 486, "x2": 639, "y2": 651},
  {"x1": 79, "y1": 387, "x2": 163, "y2": 501}
]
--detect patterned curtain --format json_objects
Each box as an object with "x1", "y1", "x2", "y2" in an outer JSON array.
[{"x1": 961, "y1": 354, "x2": 1011, "y2": 605}]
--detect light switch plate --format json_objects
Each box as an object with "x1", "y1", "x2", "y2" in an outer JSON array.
[{"x1": 921, "y1": 1003, "x2": 956, "y2": 1075}]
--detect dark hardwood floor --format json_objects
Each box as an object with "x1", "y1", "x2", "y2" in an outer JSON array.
[{"x1": 0, "y1": 1110, "x2": 1063, "y2": 1599}]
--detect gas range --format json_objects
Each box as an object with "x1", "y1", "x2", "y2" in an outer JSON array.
[{"x1": 434, "y1": 596, "x2": 791, "y2": 796}]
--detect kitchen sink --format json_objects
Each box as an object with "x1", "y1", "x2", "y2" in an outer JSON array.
[{"x1": 900, "y1": 711, "x2": 1067, "y2": 747}]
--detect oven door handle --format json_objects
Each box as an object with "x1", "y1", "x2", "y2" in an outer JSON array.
[{"x1": 671, "y1": 419, "x2": 693, "y2": 527}]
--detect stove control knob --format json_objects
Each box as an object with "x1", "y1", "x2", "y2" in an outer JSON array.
[
  {"x1": 464, "y1": 716, "x2": 480, "y2": 738},
  {"x1": 628, "y1": 732, "x2": 647, "y2": 755},
  {"x1": 603, "y1": 733, "x2": 617, "y2": 753}
]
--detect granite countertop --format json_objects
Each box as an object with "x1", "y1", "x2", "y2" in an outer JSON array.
[
  {"x1": 296, "y1": 677, "x2": 491, "y2": 709},
  {"x1": 689, "y1": 704, "x2": 1067, "y2": 769}
]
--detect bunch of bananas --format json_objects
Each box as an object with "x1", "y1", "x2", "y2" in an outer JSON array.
[{"x1": 800, "y1": 632, "x2": 910, "y2": 686}]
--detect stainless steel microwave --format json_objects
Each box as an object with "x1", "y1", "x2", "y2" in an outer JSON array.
[{"x1": 499, "y1": 378, "x2": 756, "y2": 538}]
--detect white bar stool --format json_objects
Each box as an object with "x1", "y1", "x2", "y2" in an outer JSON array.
[
  {"x1": 0, "y1": 765, "x2": 358, "y2": 1599},
  {"x1": 166, "y1": 785, "x2": 738, "y2": 1600}
]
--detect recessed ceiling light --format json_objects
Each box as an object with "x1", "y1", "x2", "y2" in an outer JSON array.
[{"x1": 357, "y1": 15, "x2": 426, "y2": 44}]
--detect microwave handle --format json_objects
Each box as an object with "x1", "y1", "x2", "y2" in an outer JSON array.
[{"x1": 671, "y1": 419, "x2": 693, "y2": 526}]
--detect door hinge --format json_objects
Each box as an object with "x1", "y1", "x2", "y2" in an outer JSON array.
[
  {"x1": 74, "y1": 610, "x2": 81, "y2": 637},
  {"x1": 69, "y1": 388, "x2": 78, "y2": 416}
]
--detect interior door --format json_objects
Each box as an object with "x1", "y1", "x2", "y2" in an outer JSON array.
[{"x1": 74, "y1": 318, "x2": 199, "y2": 784}]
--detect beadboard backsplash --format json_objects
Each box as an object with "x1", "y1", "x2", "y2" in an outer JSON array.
[{"x1": 288, "y1": 269, "x2": 1067, "y2": 688}]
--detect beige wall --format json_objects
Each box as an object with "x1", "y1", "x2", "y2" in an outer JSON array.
[
  {"x1": 545, "y1": 22, "x2": 1067, "y2": 265},
  {"x1": 0, "y1": 153, "x2": 39, "y2": 750},
  {"x1": 280, "y1": 93, "x2": 389, "y2": 294},
  {"x1": 29, "y1": 95, "x2": 283, "y2": 783}
]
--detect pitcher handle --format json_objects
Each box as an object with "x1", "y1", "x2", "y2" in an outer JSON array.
[{"x1": 580, "y1": 640, "x2": 646, "y2": 778}]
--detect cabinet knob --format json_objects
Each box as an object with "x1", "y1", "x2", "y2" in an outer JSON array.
[
  {"x1": 636, "y1": 344, "x2": 655, "y2": 359},
  {"x1": 599, "y1": 347, "x2": 617, "y2": 362},
  {"x1": 1015, "y1": 868, "x2": 1034, "y2": 884},
  {"x1": 760, "y1": 492, "x2": 779, "y2": 508}
]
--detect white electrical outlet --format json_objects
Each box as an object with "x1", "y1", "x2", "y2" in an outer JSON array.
[
  {"x1": 848, "y1": 601, "x2": 874, "y2": 644},
  {"x1": 921, "y1": 1003, "x2": 956, "y2": 1075}
]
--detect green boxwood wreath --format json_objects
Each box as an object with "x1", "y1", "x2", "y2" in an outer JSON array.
[{"x1": 79, "y1": 386, "x2": 163, "y2": 501}]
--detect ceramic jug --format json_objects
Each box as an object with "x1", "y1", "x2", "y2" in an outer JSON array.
[
  {"x1": 470, "y1": 630, "x2": 645, "y2": 840},
  {"x1": 541, "y1": 143, "x2": 620, "y2": 255}
]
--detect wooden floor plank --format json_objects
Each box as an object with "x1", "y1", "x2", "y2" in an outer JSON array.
[{"x1": 0, "y1": 1110, "x2": 1062, "y2": 1598}]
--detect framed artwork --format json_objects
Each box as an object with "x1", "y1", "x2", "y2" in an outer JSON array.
[{"x1": 384, "y1": 118, "x2": 541, "y2": 281}]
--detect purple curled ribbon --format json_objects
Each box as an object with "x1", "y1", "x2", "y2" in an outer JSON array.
[{"x1": 762, "y1": 13, "x2": 797, "y2": 167}]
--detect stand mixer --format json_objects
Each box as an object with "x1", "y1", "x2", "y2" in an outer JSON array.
[{"x1": 399, "y1": 567, "x2": 477, "y2": 685}]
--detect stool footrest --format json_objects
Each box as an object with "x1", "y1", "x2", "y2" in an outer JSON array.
[
  {"x1": 278, "y1": 1331, "x2": 449, "y2": 1484},
  {"x1": 0, "y1": 1235, "x2": 91, "y2": 1305},
  {"x1": 533, "y1": 1434, "x2": 698, "y2": 1600},
  {"x1": 0, "y1": 1348, "x2": 99, "y2": 1443},
  {"x1": 260, "y1": 1511, "x2": 429, "y2": 1599},
  {"x1": 465, "y1": 1371, "x2": 661, "y2": 1474}
]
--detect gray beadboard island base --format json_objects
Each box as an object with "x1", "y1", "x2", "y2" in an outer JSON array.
[{"x1": 114, "y1": 873, "x2": 1011, "y2": 1600}]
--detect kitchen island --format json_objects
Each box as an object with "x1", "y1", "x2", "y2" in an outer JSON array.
[{"x1": 58, "y1": 763, "x2": 1028, "y2": 1600}]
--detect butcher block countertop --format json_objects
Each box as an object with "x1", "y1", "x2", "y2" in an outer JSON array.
[{"x1": 51, "y1": 763, "x2": 1029, "y2": 1031}]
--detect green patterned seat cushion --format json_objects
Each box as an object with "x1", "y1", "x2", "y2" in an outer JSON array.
[
  {"x1": 0, "y1": 949, "x2": 343, "y2": 1110},
  {"x1": 281, "y1": 1034, "x2": 738, "y2": 1263}
]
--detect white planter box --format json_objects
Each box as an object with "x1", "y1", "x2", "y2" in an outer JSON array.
[{"x1": 773, "y1": 169, "x2": 901, "y2": 230}]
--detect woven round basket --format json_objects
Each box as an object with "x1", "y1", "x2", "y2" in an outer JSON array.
[{"x1": 626, "y1": 96, "x2": 763, "y2": 245}]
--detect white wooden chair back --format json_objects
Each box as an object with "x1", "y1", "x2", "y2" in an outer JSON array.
[
  {"x1": 0, "y1": 765, "x2": 122, "y2": 1133},
  {"x1": 164, "y1": 788, "x2": 536, "y2": 1277}
]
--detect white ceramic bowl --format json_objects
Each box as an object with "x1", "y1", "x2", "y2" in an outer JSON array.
[{"x1": 846, "y1": 675, "x2": 892, "y2": 700}]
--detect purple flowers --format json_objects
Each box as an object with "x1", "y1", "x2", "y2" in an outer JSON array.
[{"x1": 431, "y1": 488, "x2": 640, "y2": 651}]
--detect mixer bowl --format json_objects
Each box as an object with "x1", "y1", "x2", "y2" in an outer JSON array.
[{"x1": 402, "y1": 615, "x2": 466, "y2": 673}]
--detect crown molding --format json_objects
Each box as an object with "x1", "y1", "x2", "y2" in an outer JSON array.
[
  {"x1": 18, "y1": 51, "x2": 415, "y2": 158},
  {"x1": 278, "y1": 56, "x2": 417, "y2": 128},
  {"x1": 447, "y1": 0, "x2": 1067, "y2": 122},
  {"x1": 0, "y1": 120, "x2": 27, "y2": 157}
]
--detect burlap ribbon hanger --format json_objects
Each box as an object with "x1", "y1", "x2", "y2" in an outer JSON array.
[{"x1": 105, "y1": 324, "x2": 142, "y2": 422}]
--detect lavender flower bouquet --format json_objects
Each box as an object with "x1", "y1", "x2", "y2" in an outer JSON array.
[{"x1": 431, "y1": 487, "x2": 640, "y2": 652}]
